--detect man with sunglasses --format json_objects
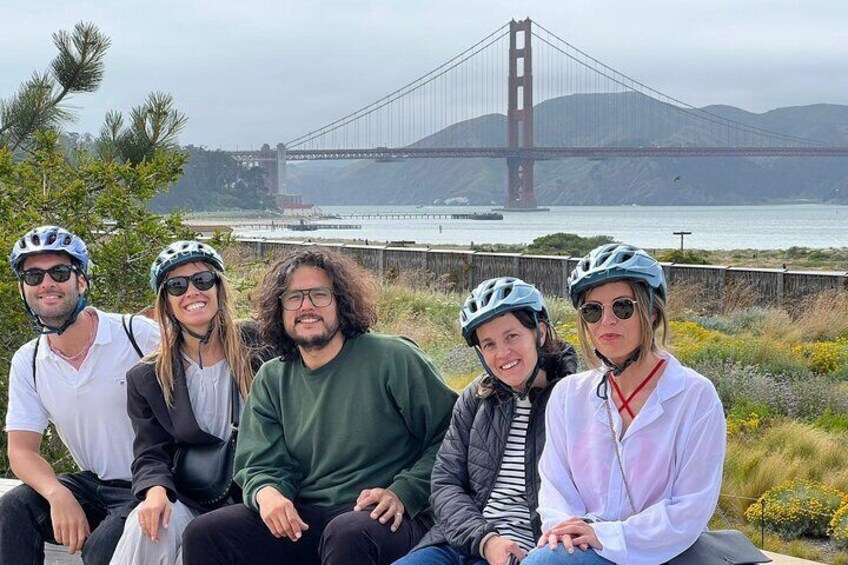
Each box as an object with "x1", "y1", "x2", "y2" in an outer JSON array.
[
  {"x1": 1, "y1": 225, "x2": 159, "y2": 565},
  {"x1": 182, "y1": 247, "x2": 457, "y2": 565}
]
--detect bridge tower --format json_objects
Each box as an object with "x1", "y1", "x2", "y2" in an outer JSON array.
[{"x1": 506, "y1": 18, "x2": 537, "y2": 210}]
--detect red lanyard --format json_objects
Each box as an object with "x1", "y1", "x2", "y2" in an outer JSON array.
[{"x1": 609, "y1": 358, "x2": 666, "y2": 419}]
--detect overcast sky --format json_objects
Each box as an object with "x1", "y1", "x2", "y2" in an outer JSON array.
[{"x1": 2, "y1": 0, "x2": 847, "y2": 149}]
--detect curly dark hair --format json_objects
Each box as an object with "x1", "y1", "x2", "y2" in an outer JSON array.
[{"x1": 255, "y1": 247, "x2": 379, "y2": 360}]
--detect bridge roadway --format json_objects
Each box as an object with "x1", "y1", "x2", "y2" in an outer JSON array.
[{"x1": 227, "y1": 146, "x2": 848, "y2": 161}]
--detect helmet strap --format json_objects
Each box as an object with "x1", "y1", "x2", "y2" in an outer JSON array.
[
  {"x1": 595, "y1": 347, "x2": 641, "y2": 378},
  {"x1": 174, "y1": 315, "x2": 217, "y2": 369},
  {"x1": 22, "y1": 279, "x2": 89, "y2": 337}
]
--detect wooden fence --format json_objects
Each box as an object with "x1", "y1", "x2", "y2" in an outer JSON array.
[{"x1": 236, "y1": 239, "x2": 848, "y2": 308}]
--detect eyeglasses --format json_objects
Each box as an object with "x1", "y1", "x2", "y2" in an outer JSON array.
[
  {"x1": 280, "y1": 287, "x2": 334, "y2": 311},
  {"x1": 163, "y1": 271, "x2": 218, "y2": 297},
  {"x1": 21, "y1": 264, "x2": 78, "y2": 287},
  {"x1": 578, "y1": 297, "x2": 638, "y2": 324}
]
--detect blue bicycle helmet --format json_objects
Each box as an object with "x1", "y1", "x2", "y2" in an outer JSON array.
[
  {"x1": 568, "y1": 243, "x2": 666, "y2": 307},
  {"x1": 150, "y1": 241, "x2": 225, "y2": 292},
  {"x1": 10, "y1": 226, "x2": 91, "y2": 335},
  {"x1": 10, "y1": 225, "x2": 90, "y2": 277},
  {"x1": 460, "y1": 277, "x2": 548, "y2": 346}
]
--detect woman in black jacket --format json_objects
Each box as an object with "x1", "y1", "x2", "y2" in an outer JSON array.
[
  {"x1": 395, "y1": 277, "x2": 576, "y2": 565},
  {"x1": 110, "y1": 241, "x2": 273, "y2": 565}
]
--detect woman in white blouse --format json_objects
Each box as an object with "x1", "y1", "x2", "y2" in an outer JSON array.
[{"x1": 523, "y1": 244, "x2": 726, "y2": 565}]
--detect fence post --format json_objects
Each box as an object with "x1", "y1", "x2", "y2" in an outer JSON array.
[
  {"x1": 777, "y1": 268, "x2": 786, "y2": 308},
  {"x1": 760, "y1": 498, "x2": 766, "y2": 549},
  {"x1": 378, "y1": 247, "x2": 385, "y2": 280}
]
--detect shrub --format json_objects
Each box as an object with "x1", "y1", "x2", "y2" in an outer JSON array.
[
  {"x1": 745, "y1": 479, "x2": 847, "y2": 538},
  {"x1": 830, "y1": 503, "x2": 848, "y2": 549},
  {"x1": 656, "y1": 249, "x2": 712, "y2": 265},
  {"x1": 793, "y1": 340, "x2": 848, "y2": 375},
  {"x1": 524, "y1": 233, "x2": 615, "y2": 257},
  {"x1": 726, "y1": 402, "x2": 771, "y2": 438},
  {"x1": 814, "y1": 409, "x2": 848, "y2": 433}
]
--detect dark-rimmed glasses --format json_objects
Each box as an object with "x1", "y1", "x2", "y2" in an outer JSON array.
[
  {"x1": 280, "y1": 287, "x2": 334, "y2": 311},
  {"x1": 163, "y1": 271, "x2": 218, "y2": 297},
  {"x1": 579, "y1": 297, "x2": 638, "y2": 324},
  {"x1": 21, "y1": 264, "x2": 78, "y2": 287}
]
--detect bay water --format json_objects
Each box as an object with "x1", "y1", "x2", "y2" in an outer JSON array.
[{"x1": 235, "y1": 204, "x2": 847, "y2": 250}]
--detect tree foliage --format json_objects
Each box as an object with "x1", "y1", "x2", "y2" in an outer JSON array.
[
  {"x1": 0, "y1": 22, "x2": 110, "y2": 152},
  {"x1": 0, "y1": 22, "x2": 194, "y2": 475},
  {"x1": 151, "y1": 146, "x2": 271, "y2": 212},
  {"x1": 525, "y1": 232, "x2": 616, "y2": 257}
]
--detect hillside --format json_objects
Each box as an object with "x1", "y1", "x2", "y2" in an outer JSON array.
[{"x1": 286, "y1": 94, "x2": 848, "y2": 206}]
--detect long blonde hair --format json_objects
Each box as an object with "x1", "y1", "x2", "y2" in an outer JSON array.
[
  {"x1": 576, "y1": 280, "x2": 669, "y2": 371},
  {"x1": 152, "y1": 268, "x2": 256, "y2": 406}
]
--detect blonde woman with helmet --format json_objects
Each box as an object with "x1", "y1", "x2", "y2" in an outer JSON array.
[
  {"x1": 111, "y1": 241, "x2": 275, "y2": 565},
  {"x1": 523, "y1": 244, "x2": 726, "y2": 565}
]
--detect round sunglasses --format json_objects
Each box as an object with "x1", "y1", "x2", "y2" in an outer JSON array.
[
  {"x1": 578, "y1": 297, "x2": 638, "y2": 324},
  {"x1": 163, "y1": 270, "x2": 218, "y2": 296},
  {"x1": 21, "y1": 264, "x2": 79, "y2": 287}
]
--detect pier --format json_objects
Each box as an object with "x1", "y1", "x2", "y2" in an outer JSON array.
[{"x1": 333, "y1": 212, "x2": 503, "y2": 220}]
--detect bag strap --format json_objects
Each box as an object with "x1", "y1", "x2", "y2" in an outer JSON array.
[
  {"x1": 603, "y1": 383, "x2": 637, "y2": 515},
  {"x1": 31, "y1": 338, "x2": 40, "y2": 391},
  {"x1": 230, "y1": 375, "x2": 240, "y2": 430},
  {"x1": 122, "y1": 314, "x2": 144, "y2": 358}
]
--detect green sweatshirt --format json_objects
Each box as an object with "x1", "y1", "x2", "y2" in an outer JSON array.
[{"x1": 234, "y1": 332, "x2": 458, "y2": 518}]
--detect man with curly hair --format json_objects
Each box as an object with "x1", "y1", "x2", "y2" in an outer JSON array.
[{"x1": 183, "y1": 247, "x2": 457, "y2": 565}]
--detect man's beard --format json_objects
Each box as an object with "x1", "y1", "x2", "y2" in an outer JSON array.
[
  {"x1": 290, "y1": 319, "x2": 341, "y2": 351},
  {"x1": 30, "y1": 291, "x2": 80, "y2": 328}
]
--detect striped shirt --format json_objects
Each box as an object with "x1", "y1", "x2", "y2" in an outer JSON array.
[{"x1": 482, "y1": 397, "x2": 535, "y2": 552}]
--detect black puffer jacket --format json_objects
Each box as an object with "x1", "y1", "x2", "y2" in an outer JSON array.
[{"x1": 415, "y1": 347, "x2": 577, "y2": 557}]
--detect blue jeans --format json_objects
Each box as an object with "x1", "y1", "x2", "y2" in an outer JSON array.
[
  {"x1": 394, "y1": 543, "x2": 487, "y2": 565},
  {"x1": 522, "y1": 545, "x2": 614, "y2": 565},
  {"x1": 0, "y1": 470, "x2": 136, "y2": 565}
]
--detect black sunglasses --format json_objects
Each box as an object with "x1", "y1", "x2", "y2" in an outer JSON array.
[
  {"x1": 579, "y1": 297, "x2": 638, "y2": 324},
  {"x1": 162, "y1": 271, "x2": 218, "y2": 297},
  {"x1": 21, "y1": 264, "x2": 78, "y2": 287}
]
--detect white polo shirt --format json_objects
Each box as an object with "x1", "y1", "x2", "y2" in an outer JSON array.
[{"x1": 6, "y1": 308, "x2": 160, "y2": 481}]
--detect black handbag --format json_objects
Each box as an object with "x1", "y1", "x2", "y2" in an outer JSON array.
[
  {"x1": 171, "y1": 378, "x2": 240, "y2": 508},
  {"x1": 668, "y1": 530, "x2": 772, "y2": 564}
]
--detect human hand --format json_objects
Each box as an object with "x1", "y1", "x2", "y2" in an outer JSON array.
[
  {"x1": 138, "y1": 486, "x2": 172, "y2": 542},
  {"x1": 256, "y1": 486, "x2": 309, "y2": 540},
  {"x1": 539, "y1": 518, "x2": 601, "y2": 553},
  {"x1": 354, "y1": 487, "x2": 405, "y2": 532},
  {"x1": 482, "y1": 534, "x2": 527, "y2": 565},
  {"x1": 46, "y1": 486, "x2": 90, "y2": 554}
]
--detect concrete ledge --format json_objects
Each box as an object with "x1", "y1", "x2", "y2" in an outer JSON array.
[
  {"x1": 0, "y1": 478, "x2": 830, "y2": 564},
  {"x1": 763, "y1": 551, "x2": 826, "y2": 564}
]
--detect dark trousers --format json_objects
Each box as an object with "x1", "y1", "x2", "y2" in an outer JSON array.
[
  {"x1": 0, "y1": 470, "x2": 136, "y2": 565},
  {"x1": 183, "y1": 502, "x2": 432, "y2": 565}
]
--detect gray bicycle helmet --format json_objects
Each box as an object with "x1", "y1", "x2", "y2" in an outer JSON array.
[
  {"x1": 568, "y1": 243, "x2": 666, "y2": 307},
  {"x1": 10, "y1": 225, "x2": 90, "y2": 276},
  {"x1": 150, "y1": 240, "x2": 225, "y2": 292},
  {"x1": 460, "y1": 277, "x2": 548, "y2": 346}
]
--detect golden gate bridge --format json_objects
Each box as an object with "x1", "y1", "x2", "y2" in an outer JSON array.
[{"x1": 226, "y1": 18, "x2": 848, "y2": 210}]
